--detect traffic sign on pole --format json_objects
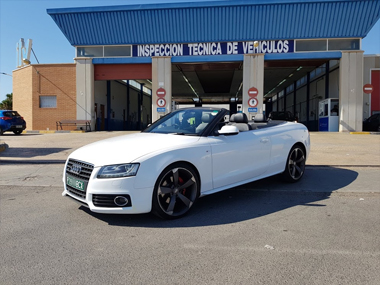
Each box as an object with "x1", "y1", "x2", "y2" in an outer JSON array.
[
  {"x1": 248, "y1": 87, "x2": 258, "y2": 97},
  {"x1": 157, "y1": 98, "x2": 166, "y2": 107},
  {"x1": 156, "y1": 88, "x2": 166, "y2": 97},
  {"x1": 363, "y1": 84, "x2": 373, "y2": 94},
  {"x1": 248, "y1": 97, "x2": 258, "y2": 107}
]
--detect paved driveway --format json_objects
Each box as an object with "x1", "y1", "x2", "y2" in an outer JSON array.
[{"x1": 0, "y1": 132, "x2": 379, "y2": 285}]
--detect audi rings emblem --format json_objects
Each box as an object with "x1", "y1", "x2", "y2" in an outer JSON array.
[{"x1": 71, "y1": 164, "x2": 82, "y2": 174}]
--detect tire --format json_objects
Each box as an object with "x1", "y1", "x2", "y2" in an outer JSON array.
[
  {"x1": 13, "y1": 130, "x2": 22, "y2": 135},
  {"x1": 152, "y1": 163, "x2": 199, "y2": 219},
  {"x1": 0, "y1": 127, "x2": 3, "y2": 135},
  {"x1": 282, "y1": 144, "x2": 306, "y2": 183}
]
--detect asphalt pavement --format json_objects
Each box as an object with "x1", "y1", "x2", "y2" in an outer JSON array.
[{"x1": 1, "y1": 131, "x2": 380, "y2": 285}]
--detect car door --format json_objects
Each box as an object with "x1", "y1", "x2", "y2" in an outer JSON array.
[{"x1": 207, "y1": 130, "x2": 271, "y2": 189}]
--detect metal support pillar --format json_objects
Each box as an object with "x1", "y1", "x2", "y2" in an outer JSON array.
[
  {"x1": 283, "y1": 88, "x2": 287, "y2": 111},
  {"x1": 293, "y1": 81, "x2": 297, "y2": 117},
  {"x1": 152, "y1": 57, "x2": 172, "y2": 122},
  {"x1": 243, "y1": 54, "x2": 264, "y2": 117},
  {"x1": 339, "y1": 51, "x2": 364, "y2": 132},
  {"x1": 106, "y1": 80, "x2": 111, "y2": 131},
  {"x1": 126, "y1": 80, "x2": 130, "y2": 130},
  {"x1": 75, "y1": 58, "x2": 94, "y2": 130},
  {"x1": 139, "y1": 83, "x2": 145, "y2": 130},
  {"x1": 306, "y1": 72, "x2": 310, "y2": 128},
  {"x1": 325, "y1": 61, "x2": 330, "y2": 99}
]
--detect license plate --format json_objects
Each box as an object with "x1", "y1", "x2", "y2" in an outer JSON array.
[
  {"x1": 15, "y1": 125, "x2": 23, "y2": 128},
  {"x1": 66, "y1": 175, "x2": 86, "y2": 192}
]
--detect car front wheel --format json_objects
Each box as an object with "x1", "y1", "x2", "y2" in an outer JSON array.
[
  {"x1": 282, "y1": 145, "x2": 306, "y2": 182},
  {"x1": 13, "y1": 130, "x2": 22, "y2": 135},
  {"x1": 152, "y1": 163, "x2": 199, "y2": 219}
]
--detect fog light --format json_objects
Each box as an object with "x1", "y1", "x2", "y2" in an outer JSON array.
[{"x1": 114, "y1": 196, "x2": 129, "y2": 207}]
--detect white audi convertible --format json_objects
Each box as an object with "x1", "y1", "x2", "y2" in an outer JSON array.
[{"x1": 63, "y1": 107, "x2": 310, "y2": 219}]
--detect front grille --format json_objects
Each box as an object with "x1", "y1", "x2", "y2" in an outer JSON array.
[
  {"x1": 65, "y1": 159, "x2": 94, "y2": 199},
  {"x1": 93, "y1": 194, "x2": 132, "y2": 208}
]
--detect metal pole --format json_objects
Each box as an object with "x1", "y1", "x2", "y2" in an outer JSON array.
[{"x1": 107, "y1": 80, "x2": 111, "y2": 131}]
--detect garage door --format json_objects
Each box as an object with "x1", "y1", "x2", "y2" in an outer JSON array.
[
  {"x1": 94, "y1": 64, "x2": 152, "y2": 80},
  {"x1": 372, "y1": 70, "x2": 380, "y2": 114}
]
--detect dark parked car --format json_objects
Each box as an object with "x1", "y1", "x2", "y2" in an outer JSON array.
[
  {"x1": 268, "y1": 111, "x2": 297, "y2": 122},
  {"x1": 363, "y1": 113, "x2": 380, "y2": 132},
  {"x1": 0, "y1": 110, "x2": 26, "y2": 135}
]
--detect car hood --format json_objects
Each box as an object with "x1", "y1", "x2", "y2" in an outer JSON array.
[{"x1": 68, "y1": 133, "x2": 200, "y2": 167}]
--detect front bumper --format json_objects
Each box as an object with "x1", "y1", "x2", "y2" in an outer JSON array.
[{"x1": 63, "y1": 168, "x2": 154, "y2": 214}]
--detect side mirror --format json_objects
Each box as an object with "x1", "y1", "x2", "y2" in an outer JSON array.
[{"x1": 218, "y1": 125, "x2": 239, "y2": 136}]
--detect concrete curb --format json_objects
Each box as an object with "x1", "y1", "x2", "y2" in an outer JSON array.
[
  {"x1": 350, "y1": 131, "x2": 380, "y2": 135},
  {"x1": 350, "y1": 132, "x2": 371, "y2": 135},
  {"x1": 23, "y1": 130, "x2": 86, "y2": 134}
]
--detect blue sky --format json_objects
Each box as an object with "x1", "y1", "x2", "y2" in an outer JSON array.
[{"x1": 1, "y1": 0, "x2": 379, "y2": 102}]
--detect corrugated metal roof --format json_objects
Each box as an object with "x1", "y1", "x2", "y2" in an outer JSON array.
[{"x1": 47, "y1": 0, "x2": 380, "y2": 46}]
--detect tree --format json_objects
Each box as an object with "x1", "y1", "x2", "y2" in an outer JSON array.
[{"x1": 0, "y1": 93, "x2": 12, "y2": 110}]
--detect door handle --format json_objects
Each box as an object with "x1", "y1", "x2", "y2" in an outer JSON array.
[{"x1": 260, "y1": 138, "x2": 269, "y2": 143}]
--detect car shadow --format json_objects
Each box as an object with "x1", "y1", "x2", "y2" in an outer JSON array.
[
  {"x1": 80, "y1": 167, "x2": 359, "y2": 227},
  {"x1": 0, "y1": 133, "x2": 41, "y2": 136},
  {"x1": 0, "y1": 147, "x2": 71, "y2": 158}
]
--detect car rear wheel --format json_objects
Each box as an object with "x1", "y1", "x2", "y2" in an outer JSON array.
[
  {"x1": 282, "y1": 145, "x2": 306, "y2": 183},
  {"x1": 0, "y1": 127, "x2": 3, "y2": 135},
  {"x1": 13, "y1": 130, "x2": 22, "y2": 135},
  {"x1": 152, "y1": 163, "x2": 199, "y2": 219}
]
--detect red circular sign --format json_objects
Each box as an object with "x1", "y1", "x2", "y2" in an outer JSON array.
[
  {"x1": 248, "y1": 98, "x2": 258, "y2": 107},
  {"x1": 248, "y1": 87, "x2": 258, "y2": 97},
  {"x1": 363, "y1": 84, "x2": 373, "y2": 94},
  {"x1": 157, "y1": 98, "x2": 166, "y2": 107},
  {"x1": 156, "y1": 88, "x2": 166, "y2": 97}
]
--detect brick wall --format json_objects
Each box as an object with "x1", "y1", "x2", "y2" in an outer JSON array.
[
  {"x1": 13, "y1": 66, "x2": 33, "y2": 129},
  {"x1": 13, "y1": 64, "x2": 77, "y2": 130}
]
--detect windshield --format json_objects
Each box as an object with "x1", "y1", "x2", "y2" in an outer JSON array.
[{"x1": 144, "y1": 108, "x2": 221, "y2": 135}]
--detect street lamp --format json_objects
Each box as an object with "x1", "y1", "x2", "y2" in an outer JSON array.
[{"x1": 0, "y1": 72, "x2": 12, "y2": 77}]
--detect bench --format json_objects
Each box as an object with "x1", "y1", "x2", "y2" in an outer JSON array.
[{"x1": 56, "y1": 120, "x2": 91, "y2": 131}]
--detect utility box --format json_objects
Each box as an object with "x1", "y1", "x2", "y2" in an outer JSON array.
[{"x1": 319, "y1": 98, "x2": 339, "y2": 132}]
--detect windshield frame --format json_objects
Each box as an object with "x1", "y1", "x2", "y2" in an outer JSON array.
[{"x1": 143, "y1": 107, "x2": 227, "y2": 136}]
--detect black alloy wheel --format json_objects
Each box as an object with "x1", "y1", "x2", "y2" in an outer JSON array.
[
  {"x1": 282, "y1": 145, "x2": 306, "y2": 182},
  {"x1": 152, "y1": 163, "x2": 199, "y2": 219}
]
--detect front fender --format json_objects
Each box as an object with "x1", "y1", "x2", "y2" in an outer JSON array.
[{"x1": 132, "y1": 140, "x2": 213, "y2": 193}]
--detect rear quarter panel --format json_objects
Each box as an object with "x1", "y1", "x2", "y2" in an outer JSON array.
[{"x1": 255, "y1": 122, "x2": 310, "y2": 175}]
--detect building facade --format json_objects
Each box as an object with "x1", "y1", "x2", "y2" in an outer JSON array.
[
  {"x1": 13, "y1": 64, "x2": 76, "y2": 131},
  {"x1": 14, "y1": 0, "x2": 380, "y2": 132}
]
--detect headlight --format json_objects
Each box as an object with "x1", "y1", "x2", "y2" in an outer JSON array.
[{"x1": 97, "y1": 163, "x2": 139, "y2": 178}]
